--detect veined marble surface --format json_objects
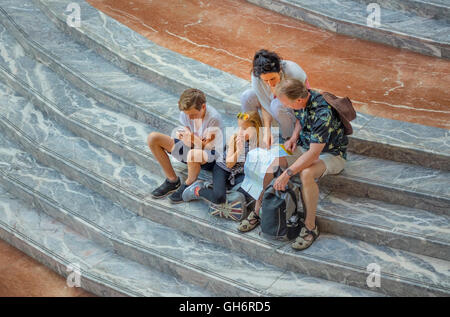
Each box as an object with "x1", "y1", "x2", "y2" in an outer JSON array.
[
  {"x1": 3, "y1": 3, "x2": 448, "y2": 198},
  {"x1": 0, "y1": 16, "x2": 449, "y2": 255},
  {"x1": 319, "y1": 151, "x2": 450, "y2": 216},
  {"x1": 0, "y1": 184, "x2": 213, "y2": 297},
  {"x1": 247, "y1": 0, "x2": 449, "y2": 57},
  {"x1": 0, "y1": 122, "x2": 384, "y2": 297},
  {"x1": 1, "y1": 32, "x2": 449, "y2": 217},
  {"x1": 0, "y1": 0, "x2": 448, "y2": 296},
  {"x1": 318, "y1": 191, "x2": 450, "y2": 261},
  {"x1": 351, "y1": 0, "x2": 450, "y2": 22},
  {"x1": 1, "y1": 0, "x2": 448, "y2": 171},
  {"x1": 34, "y1": 0, "x2": 251, "y2": 109},
  {"x1": 0, "y1": 81, "x2": 448, "y2": 296}
]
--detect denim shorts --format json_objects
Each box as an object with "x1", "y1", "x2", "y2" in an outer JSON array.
[{"x1": 169, "y1": 138, "x2": 215, "y2": 171}]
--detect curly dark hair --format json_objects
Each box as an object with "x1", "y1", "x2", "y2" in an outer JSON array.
[{"x1": 252, "y1": 49, "x2": 282, "y2": 78}]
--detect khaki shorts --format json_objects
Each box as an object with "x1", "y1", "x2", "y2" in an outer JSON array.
[{"x1": 285, "y1": 146, "x2": 346, "y2": 179}]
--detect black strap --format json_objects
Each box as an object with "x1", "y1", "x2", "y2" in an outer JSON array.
[{"x1": 304, "y1": 226, "x2": 318, "y2": 239}]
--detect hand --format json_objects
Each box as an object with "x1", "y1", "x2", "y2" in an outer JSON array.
[
  {"x1": 273, "y1": 172, "x2": 290, "y2": 191},
  {"x1": 175, "y1": 128, "x2": 184, "y2": 140},
  {"x1": 181, "y1": 130, "x2": 193, "y2": 147},
  {"x1": 284, "y1": 137, "x2": 298, "y2": 153}
]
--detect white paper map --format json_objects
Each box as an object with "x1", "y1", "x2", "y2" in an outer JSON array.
[{"x1": 240, "y1": 145, "x2": 293, "y2": 199}]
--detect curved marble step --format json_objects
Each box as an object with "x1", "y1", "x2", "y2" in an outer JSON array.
[
  {"x1": 352, "y1": 0, "x2": 450, "y2": 22},
  {"x1": 0, "y1": 186, "x2": 214, "y2": 297},
  {"x1": 0, "y1": 83, "x2": 448, "y2": 296},
  {"x1": 246, "y1": 0, "x2": 450, "y2": 58},
  {"x1": 0, "y1": 47, "x2": 448, "y2": 257},
  {"x1": 0, "y1": 135, "x2": 381, "y2": 297},
  {"x1": 0, "y1": 48, "x2": 448, "y2": 219},
  {"x1": 319, "y1": 152, "x2": 450, "y2": 216},
  {"x1": 1, "y1": 0, "x2": 447, "y2": 170}
]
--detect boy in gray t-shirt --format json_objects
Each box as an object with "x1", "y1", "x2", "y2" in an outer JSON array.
[{"x1": 147, "y1": 88, "x2": 223, "y2": 203}]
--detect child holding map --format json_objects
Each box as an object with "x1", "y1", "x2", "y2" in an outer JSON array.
[{"x1": 181, "y1": 111, "x2": 262, "y2": 206}]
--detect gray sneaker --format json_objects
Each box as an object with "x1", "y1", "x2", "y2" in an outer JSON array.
[{"x1": 182, "y1": 180, "x2": 205, "y2": 202}]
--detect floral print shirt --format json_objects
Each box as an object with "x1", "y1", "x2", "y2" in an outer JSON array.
[{"x1": 294, "y1": 90, "x2": 348, "y2": 159}]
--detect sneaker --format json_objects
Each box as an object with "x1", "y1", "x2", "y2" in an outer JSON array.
[
  {"x1": 151, "y1": 177, "x2": 180, "y2": 199},
  {"x1": 168, "y1": 182, "x2": 188, "y2": 204},
  {"x1": 204, "y1": 181, "x2": 213, "y2": 190},
  {"x1": 182, "y1": 180, "x2": 205, "y2": 202}
]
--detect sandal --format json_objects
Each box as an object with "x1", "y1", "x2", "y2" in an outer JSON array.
[
  {"x1": 291, "y1": 225, "x2": 319, "y2": 251},
  {"x1": 238, "y1": 211, "x2": 260, "y2": 232}
]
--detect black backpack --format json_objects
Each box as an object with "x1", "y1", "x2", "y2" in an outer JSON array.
[{"x1": 260, "y1": 178, "x2": 305, "y2": 241}]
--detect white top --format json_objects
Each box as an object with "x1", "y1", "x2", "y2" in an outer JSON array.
[
  {"x1": 179, "y1": 104, "x2": 223, "y2": 139},
  {"x1": 251, "y1": 60, "x2": 307, "y2": 111}
]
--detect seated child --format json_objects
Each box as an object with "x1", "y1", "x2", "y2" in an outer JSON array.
[
  {"x1": 181, "y1": 111, "x2": 262, "y2": 205},
  {"x1": 147, "y1": 88, "x2": 223, "y2": 203}
]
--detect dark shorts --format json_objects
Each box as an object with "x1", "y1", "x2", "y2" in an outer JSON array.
[{"x1": 169, "y1": 138, "x2": 215, "y2": 171}]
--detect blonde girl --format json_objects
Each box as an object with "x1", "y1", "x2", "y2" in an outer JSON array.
[{"x1": 182, "y1": 111, "x2": 262, "y2": 204}]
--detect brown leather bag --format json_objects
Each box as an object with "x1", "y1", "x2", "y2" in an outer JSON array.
[{"x1": 322, "y1": 92, "x2": 356, "y2": 135}]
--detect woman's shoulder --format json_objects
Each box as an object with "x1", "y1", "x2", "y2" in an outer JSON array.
[{"x1": 282, "y1": 60, "x2": 307, "y2": 82}]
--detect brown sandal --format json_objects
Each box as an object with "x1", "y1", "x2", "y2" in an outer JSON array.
[
  {"x1": 238, "y1": 211, "x2": 260, "y2": 232},
  {"x1": 291, "y1": 225, "x2": 319, "y2": 250}
]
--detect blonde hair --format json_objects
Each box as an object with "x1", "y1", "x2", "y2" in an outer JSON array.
[
  {"x1": 235, "y1": 110, "x2": 263, "y2": 147},
  {"x1": 275, "y1": 78, "x2": 308, "y2": 100},
  {"x1": 178, "y1": 88, "x2": 206, "y2": 111}
]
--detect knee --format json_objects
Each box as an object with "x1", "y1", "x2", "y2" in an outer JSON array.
[
  {"x1": 147, "y1": 132, "x2": 159, "y2": 147},
  {"x1": 240, "y1": 89, "x2": 259, "y2": 112},
  {"x1": 300, "y1": 168, "x2": 315, "y2": 184}
]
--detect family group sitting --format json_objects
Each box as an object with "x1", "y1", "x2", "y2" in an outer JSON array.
[{"x1": 147, "y1": 49, "x2": 354, "y2": 251}]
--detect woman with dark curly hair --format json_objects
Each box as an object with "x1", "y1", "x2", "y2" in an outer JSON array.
[{"x1": 241, "y1": 49, "x2": 309, "y2": 147}]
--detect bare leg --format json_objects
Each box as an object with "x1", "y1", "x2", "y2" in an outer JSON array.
[
  {"x1": 147, "y1": 132, "x2": 177, "y2": 181},
  {"x1": 186, "y1": 149, "x2": 208, "y2": 185},
  {"x1": 299, "y1": 160, "x2": 327, "y2": 238}
]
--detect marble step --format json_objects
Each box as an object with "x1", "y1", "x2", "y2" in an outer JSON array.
[
  {"x1": 0, "y1": 83, "x2": 448, "y2": 296},
  {"x1": 0, "y1": 134, "x2": 381, "y2": 297},
  {"x1": 246, "y1": 0, "x2": 450, "y2": 59},
  {"x1": 316, "y1": 190, "x2": 450, "y2": 261},
  {"x1": 0, "y1": 49, "x2": 448, "y2": 219},
  {"x1": 352, "y1": 0, "x2": 450, "y2": 22},
  {"x1": 1, "y1": 0, "x2": 447, "y2": 171},
  {"x1": 0, "y1": 44, "x2": 449, "y2": 248},
  {"x1": 0, "y1": 186, "x2": 214, "y2": 297},
  {"x1": 318, "y1": 152, "x2": 450, "y2": 216}
]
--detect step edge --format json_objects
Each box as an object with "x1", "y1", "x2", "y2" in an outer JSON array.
[
  {"x1": 0, "y1": 113, "x2": 448, "y2": 296},
  {"x1": 0, "y1": 168, "x2": 274, "y2": 297},
  {"x1": 0, "y1": 61, "x2": 448, "y2": 211},
  {"x1": 0, "y1": 3, "x2": 450, "y2": 170},
  {"x1": 1, "y1": 64, "x2": 449, "y2": 254}
]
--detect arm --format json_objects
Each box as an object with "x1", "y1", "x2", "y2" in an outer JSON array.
[
  {"x1": 225, "y1": 134, "x2": 240, "y2": 169},
  {"x1": 202, "y1": 125, "x2": 222, "y2": 150},
  {"x1": 273, "y1": 143, "x2": 325, "y2": 191},
  {"x1": 274, "y1": 107, "x2": 333, "y2": 190},
  {"x1": 284, "y1": 119, "x2": 301, "y2": 152},
  {"x1": 287, "y1": 143, "x2": 325, "y2": 175},
  {"x1": 261, "y1": 106, "x2": 273, "y2": 148}
]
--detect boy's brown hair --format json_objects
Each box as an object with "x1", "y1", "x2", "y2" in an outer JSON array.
[
  {"x1": 178, "y1": 88, "x2": 206, "y2": 111},
  {"x1": 275, "y1": 78, "x2": 308, "y2": 100}
]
